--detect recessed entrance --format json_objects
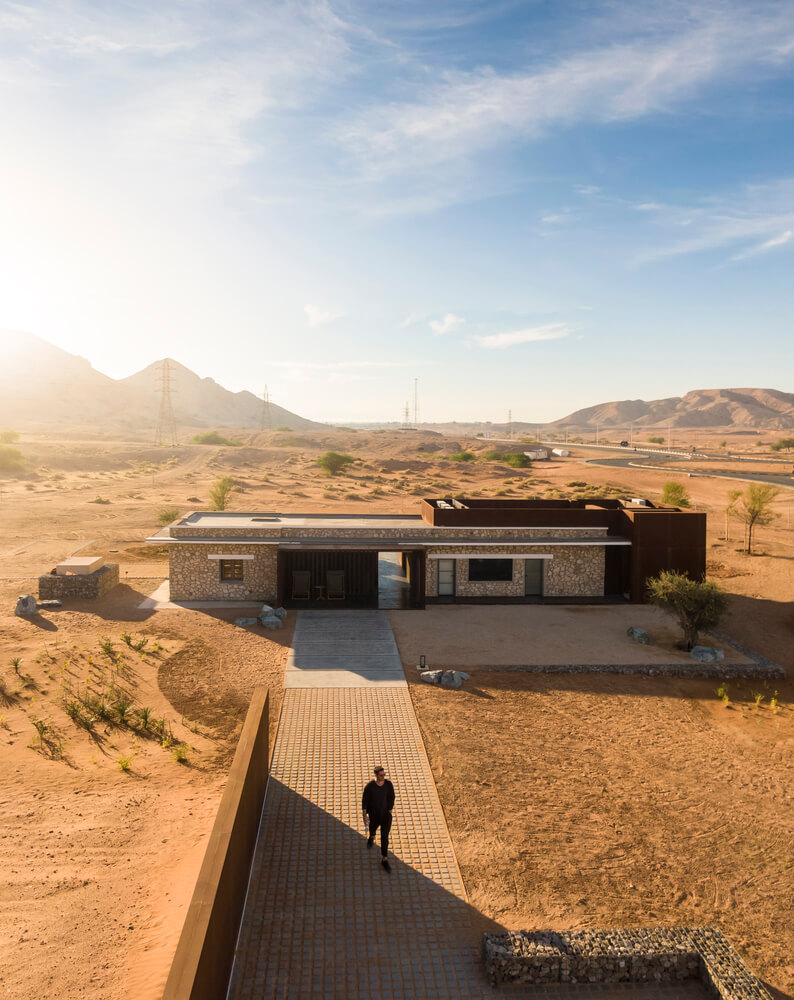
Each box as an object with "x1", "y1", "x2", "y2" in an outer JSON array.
[
  {"x1": 278, "y1": 549, "x2": 425, "y2": 609},
  {"x1": 524, "y1": 558, "x2": 544, "y2": 597}
]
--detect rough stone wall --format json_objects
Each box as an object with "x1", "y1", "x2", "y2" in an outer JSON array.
[
  {"x1": 424, "y1": 545, "x2": 605, "y2": 599},
  {"x1": 38, "y1": 564, "x2": 119, "y2": 600},
  {"x1": 483, "y1": 926, "x2": 770, "y2": 1000},
  {"x1": 169, "y1": 546, "x2": 277, "y2": 602},
  {"x1": 544, "y1": 546, "x2": 604, "y2": 598},
  {"x1": 169, "y1": 524, "x2": 608, "y2": 542}
]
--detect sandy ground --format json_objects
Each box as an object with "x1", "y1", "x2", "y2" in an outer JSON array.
[
  {"x1": 0, "y1": 426, "x2": 792, "y2": 997},
  {"x1": 0, "y1": 577, "x2": 291, "y2": 1000},
  {"x1": 389, "y1": 605, "x2": 757, "y2": 668},
  {"x1": 408, "y1": 671, "x2": 794, "y2": 996}
]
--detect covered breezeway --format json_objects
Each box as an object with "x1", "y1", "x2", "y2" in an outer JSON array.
[{"x1": 277, "y1": 547, "x2": 426, "y2": 609}]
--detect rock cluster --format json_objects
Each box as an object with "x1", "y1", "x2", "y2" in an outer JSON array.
[
  {"x1": 234, "y1": 605, "x2": 288, "y2": 629},
  {"x1": 482, "y1": 926, "x2": 770, "y2": 1000},
  {"x1": 691, "y1": 645, "x2": 725, "y2": 663},
  {"x1": 626, "y1": 626, "x2": 650, "y2": 644},
  {"x1": 419, "y1": 669, "x2": 470, "y2": 689}
]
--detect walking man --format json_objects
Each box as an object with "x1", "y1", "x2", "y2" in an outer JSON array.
[{"x1": 362, "y1": 765, "x2": 395, "y2": 873}]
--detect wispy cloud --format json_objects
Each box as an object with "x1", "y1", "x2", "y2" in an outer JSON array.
[
  {"x1": 638, "y1": 178, "x2": 794, "y2": 262},
  {"x1": 732, "y1": 228, "x2": 793, "y2": 260},
  {"x1": 335, "y1": 4, "x2": 794, "y2": 182},
  {"x1": 429, "y1": 313, "x2": 465, "y2": 335},
  {"x1": 304, "y1": 304, "x2": 343, "y2": 327},
  {"x1": 476, "y1": 322, "x2": 570, "y2": 350}
]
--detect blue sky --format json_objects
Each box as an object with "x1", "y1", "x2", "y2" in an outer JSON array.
[{"x1": 0, "y1": 0, "x2": 792, "y2": 422}]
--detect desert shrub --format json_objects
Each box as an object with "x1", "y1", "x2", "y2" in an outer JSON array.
[
  {"x1": 647, "y1": 436, "x2": 664, "y2": 444},
  {"x1": 567, "y1": 480, "x2": 587, "y2": 488},
  {"x1": 172, "y1": 744, "x2": 189, "y2": 764},
  {"x1": 90, "y1": 496, "x2": 111, "y2": 504},
  {"x1": 190, "y1": 431, "x2": 241, "y2": 446},
  {"x1": 157, "y1": 506, "x2": 180, "y2": 525},
  {"x1": 0, "y1": 445, "x2": 24, "y2": 474},
  {"x1": 137, "y1": 706, "x2": 152, "y2": 730},
  {"x1": 646, "y1": 570, "x2": 728, "y2": 649},
  {"x1": 118, "y1": 755, "x2": 133, "y2": 772},
  {"x1": 447, "y1": 451, "x2": 476, "y2": 462},
  {"x1": 99, "y1": 638, "x2": 116, "y2": 658},
  {"x1": 661, "y1": 481, "x2": 691, "y2": 507},
  {"x1": 274, "y1": 425, "x2": 292, "y2": 432},
  {"x1": 115, "y1": 699, "x2": 132, "y2": 724},
  {"x1": 209, "y1": 476, "x2": 236, "y2": 510},
  {"x1": 317, "y1": 452, "x2": 354, "y2": 476},
  {"x1": 0, "y1": 429, "x2": 19, "y2": 443},
  {"x1": 483, "y1": 451, "x2": 531, "y2": 468}
]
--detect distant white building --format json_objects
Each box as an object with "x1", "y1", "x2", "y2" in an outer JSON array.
[
  {"x1": 523, "y1": 448, "x2": 549, "y2": 460},
  {"x1": 551, "y1": 448, "x2": 570, "y2": 457}
]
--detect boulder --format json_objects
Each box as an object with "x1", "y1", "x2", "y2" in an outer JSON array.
[
  {"x1": 258, "y1": 604, "x2": 275, "y2": 619},
  {"x1": 440, "y1": 670, "x2": 470, "y2": 689},
  {"x1": 626, "y1": 626, "x2": 650, "y2": 645},
  {"x1": 14, "y1": 594, "x2": 37, "y2": 617},
  {"x1": 690, "y1": 645, "x2": 724, "y2": 663},
  {"x1": 260, "y1": 615, "x2": 283, "y2": 630},
  {"x1": 274, "y1": 607, "x2": 287, "y2": 619},
  {"x1": 234, "y1": 617, "x2": 260, "y2": 627},
  {"x1": 419, "y1": 670, "x2": 443, "y2": 685}
]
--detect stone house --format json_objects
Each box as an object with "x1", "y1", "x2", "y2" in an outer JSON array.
[{"x1": 149, "y1": 497, "x2": 705, "y2": 609}]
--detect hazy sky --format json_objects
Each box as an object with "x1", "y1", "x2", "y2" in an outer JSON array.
[{"x1": 1, "y1": 1, "x2": 792, "y2": 422}]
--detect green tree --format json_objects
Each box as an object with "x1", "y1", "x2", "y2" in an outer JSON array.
[
  {"x1": 316, "y1": 452, "x2": 354, "y2": 476},
  {"x1": 646, "y1": 570, "x2": 728, "y2": 650},
  {"x1": 770, "y1": 437, "x2": 794, "y2": 452},
  {"x1": 661, "y1": 481, "x2": 691, "y2": 507},
  {"x1": 447, "y1": 451, "x2": 476, "y2": 462},
  {"x1": 209, "y1": 476, "x2": 236, "y2": 510},
  {"x1": 727, "y1": 484, "x2": 781, "y2": 554},
  {"x1": 157, "y1": 506, "x2": 180, "y2": 525}
]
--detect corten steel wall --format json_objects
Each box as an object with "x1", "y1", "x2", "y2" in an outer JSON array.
[
  {"x1": 620, "y1": 509, "x2": 707, "y2": 602},
  {"x1": 161, "y1": 687, "x2": 269, "y2": 1000}
]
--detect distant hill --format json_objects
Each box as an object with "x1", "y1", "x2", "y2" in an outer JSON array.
[
  {"x1": 548, "y1": 388, "x2": 794, "y2": 431},
  {"x1": 0, "y1": 332, "x2": 323, "y2": 432}
]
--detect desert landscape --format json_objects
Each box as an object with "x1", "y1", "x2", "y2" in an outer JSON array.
[{"x1": 1, "y1": 409, "x2": 793, "y2": 998}]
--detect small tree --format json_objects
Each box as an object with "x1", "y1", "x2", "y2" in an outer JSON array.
[
  {"x1": 316, "y1": 452, "x2": 354, "y2": 476},
  {"x1": 770, "y1": 437, "x2": 794, "y2": 452},
  {"x1": 661, "y1": 481, "x2": 691, "y2": 508},
  {"x1": 209, "y1": 476, "x2": 236, "y2": 510},
  {"x1": 727, "y1": 483, "x2": 780, "y2": 554},
  {"x1": 646, "y1": 570, "x2": 728, "y2": 650},
  {"x1": 157, "y1": 506, "x2": 180, "y2": 525},
  {"x1": 0, "y1": 429, "x2": 19, "y2": 444}
]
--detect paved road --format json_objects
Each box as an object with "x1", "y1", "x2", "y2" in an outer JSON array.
[{"x1": 588, "y1": 454, "x2": 794, "y2": 490}]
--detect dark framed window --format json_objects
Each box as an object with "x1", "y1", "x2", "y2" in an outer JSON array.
[
  {"x1": 468, "y1": 558, "x2": 513, "y2": 582},
  {"x1": 220, "y1": 559, "x2": 244, "y2": 581}
]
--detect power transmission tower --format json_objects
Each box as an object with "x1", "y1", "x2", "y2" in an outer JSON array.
[
  {"x1": 402, "y1": 402, "x2": 411, "y2": 428},
  {"x1": 260, "y1": 385, "x2": 272, "y2": 431},
  {"x1": 413, "y1": 378, "x2": 419, "y2": 429},
  {"x1": 155, "y1": 359, "x2": 178, "y2": 446}
]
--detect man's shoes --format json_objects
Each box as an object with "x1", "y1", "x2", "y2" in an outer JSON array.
[
  {"x1": 367, "y1": 837, "x2": 374, "y2": 849},
  {"x1": 381, "y1": 858, "x2": 391, "y2": 873}
]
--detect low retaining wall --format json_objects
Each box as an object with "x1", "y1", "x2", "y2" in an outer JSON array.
[
  {"x1": 162, "y1": 687, "x2": 270, "y2": 1000},
  {"x1": 483, "y1": 927, "x2": 770, "y2": 1000},
  {"x1": 38, "y1": 564, "x2": 119, "y2": 600}
]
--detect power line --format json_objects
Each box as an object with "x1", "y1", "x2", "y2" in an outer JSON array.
[
  {"x1": 260, "y1": 385, "x2": 272, "y2": 431},
  {"x1": 155, "y1": 359, "x2": 178, "y2": 446}
]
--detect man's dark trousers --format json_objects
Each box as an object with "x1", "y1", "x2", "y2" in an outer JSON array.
[{"x1": 369, "y1": 812, "x2": 392, "y2": 858}]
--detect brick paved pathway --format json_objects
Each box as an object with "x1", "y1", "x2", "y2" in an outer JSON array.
[{"x1": 227, "y1": 611, "x2": 710, "y2": 1000}]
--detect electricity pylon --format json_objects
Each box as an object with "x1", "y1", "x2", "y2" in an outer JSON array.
[{"x1": 155, "y1": 359, "x2": 178, "y2": 446}]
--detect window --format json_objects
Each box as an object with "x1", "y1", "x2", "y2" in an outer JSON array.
[
  {"x1": 468, "y1": 558, "x2": 513, "y2": 582},
  {"x1": 220, "y1": 559, "x2": 244, "y2": 581}
]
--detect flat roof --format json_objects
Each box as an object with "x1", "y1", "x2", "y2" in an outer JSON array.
[{"x1": 177, "y1": 512, "x2": 425, "y2": 530}]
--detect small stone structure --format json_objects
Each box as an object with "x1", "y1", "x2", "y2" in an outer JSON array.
[
  {"x1": 483, "y1": 926, "x2": 771, "y2": 1000},
  {"x1": 39, "y1": 563, "x2": 119, "y2": 601}
]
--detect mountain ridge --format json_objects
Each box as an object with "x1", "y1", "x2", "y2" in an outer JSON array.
[{"x1": 0, "y1": 333, "x2": 323, "y2": 432}]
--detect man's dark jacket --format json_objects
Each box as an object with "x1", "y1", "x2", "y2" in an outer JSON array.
[{"x1": 362, "y1": 779, "x2": 395, "y2": 819}]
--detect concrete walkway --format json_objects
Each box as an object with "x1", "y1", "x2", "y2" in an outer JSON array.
[{"x1": 227, "y1": 611, "x2": 706, "y2": 1000}]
